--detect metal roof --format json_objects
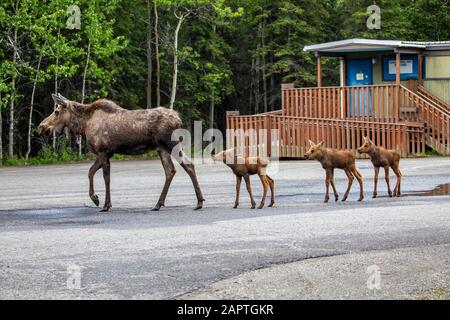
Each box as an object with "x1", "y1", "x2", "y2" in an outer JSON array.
[{"x1": 304, "y1": 38, "x2": 450, "y2": 54}]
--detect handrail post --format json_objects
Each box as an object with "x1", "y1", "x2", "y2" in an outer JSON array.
[
  {"x1": 395, "y1": 51, "x2": 401, "y2": 121},
  {"x1": 281, "y1": 83, "x2": 294, "y2": 116}
]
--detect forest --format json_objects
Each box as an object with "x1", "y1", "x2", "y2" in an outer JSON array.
[{"x1": 0, "y1": 0, "x2": 449, "y2": 165}]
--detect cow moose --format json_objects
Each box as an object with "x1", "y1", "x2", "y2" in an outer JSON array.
[{"x1": 37, "y1": 94, "x2": 205, "y2": 212}]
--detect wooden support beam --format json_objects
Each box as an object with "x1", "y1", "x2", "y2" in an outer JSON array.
[
  {"x1": 395, "y1": 51, "x2": 401, "y2": 86},
  {"x1": 317, "y1": 55, "x2": 322, "y2": 87},
  {"x1": 395, "y1": 51, "x2": 401, "y2": 119},
  {"x1": 418, "y1": 53, "x2": 423, "y2": 86},
  {"x1": 340, "y1": 57, "x2": 345, "y2": 118}
]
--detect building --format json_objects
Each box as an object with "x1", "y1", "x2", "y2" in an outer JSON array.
[{"x1": 226, "y1": 39, "x2": 450, "y2": 158}]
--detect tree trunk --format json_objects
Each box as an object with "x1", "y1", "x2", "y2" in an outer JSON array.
[
  {"x1": 0, "y1": 92, "x2": 3, "y2": 166},
  {"x1": 154, "y1": 1, "x2": 161, "y2": 107},
  {"x1": 209, "y1": 91, "x2": 215, "y2": 129},
  {"x1": 8, "y1": 28, "x2": 17, "y2": 159},
  {"x1": 53, "y1": 41, "x2": 59, "y2": 150},
  {"x1": 261, "y1": 19, "x2": 268, "y2": 113},
  {"x1": 79, "y1": 39, "x2": 91, "y2": 157},
  {"x1": 25, "y1": 54, "x2": 42, "y2": 160},
  {"x1": 146, "y1": 0, "x2": 153, "y2": 109},
  {"x1": 169, "y1": 14, "x2": 187, "y2": 109},
  {"x1": 270, "y1": 52, "x2": 275, "y2": 111},
  {"x1": 249, "y1": 57, "x2": 255, "y2": 112},
  {"x1": 255, "y1": 44, "x2": 260, "y2": 114}
]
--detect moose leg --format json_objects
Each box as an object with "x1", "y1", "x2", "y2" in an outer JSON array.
[
  {"x1": 100, "y1": 156, "x2": 112, "y2": 212},
  {"x1": 324, "y1": 169, "x2": 331, "y2": 203},
  {"x1": 234, "y1": 175, "x2": 242, "y2": 208},
  {"x1": 384, "y1": 165, "x2": 393, "y2": 197},
  {"x1": 257, "y1": 174, "x2": 269, "y2": 209},
  {"x1": 244, "y1": 175, "x2": 256, "y2": 209},
  {"x1": 373, "y1": 167, "x2": 380, "y2": 198},
  {"x1": 88, "y1": 157, "x2": 102, "y2": 206},
  {"x1": 342, "y1": 169, "x2": 354, "y2": 202},
  {"x1": 152, "y1": 149, "x2": 176, "y2": 211},
  {"x1": 266, "y1": 175, "x2": 275, "y2": 207},
  {"x1": 330, "y1": 168, "x2": 339, "y2": 201},
  {"x1": 175, "y1": 152, "x2": 205, "y2": 210},
  {"x1": 392, "y1": 165, "x2": 402, "y2": 197},
  {"x1": 351, "y1": 165, "x2": 364, "y2": 201}
]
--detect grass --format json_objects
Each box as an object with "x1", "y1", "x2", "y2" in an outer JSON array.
[
  {"x1": 2, "y1": 142, "x2": 159, "y2": 167},
  {"x1": 416, "y1": 149, "x2": 443, "y2": 157},
  {"x1": 415, "y1": 284, "x2": 450, "y2": 300}
]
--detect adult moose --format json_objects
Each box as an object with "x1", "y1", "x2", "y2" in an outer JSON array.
[{"x1": 37, "y1": 94, "x2": 204, "y2": 212}]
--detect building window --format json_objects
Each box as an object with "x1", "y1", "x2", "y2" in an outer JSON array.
[{"x1": 382, "y1": 54, "x2": 419, "y2": 81}]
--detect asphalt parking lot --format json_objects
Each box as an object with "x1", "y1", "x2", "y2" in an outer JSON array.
[{"x1": 0, "y1": 158, "x2": 449, "y2": 299}]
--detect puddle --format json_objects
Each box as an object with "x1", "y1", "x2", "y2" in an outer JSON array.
[{"x1": 407, "y1": 183, "x2": 450, "y2": 197}]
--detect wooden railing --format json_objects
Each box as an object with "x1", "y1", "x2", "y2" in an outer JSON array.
[
  {"x1": 417, "y1": 85, "x2": 450, "y2": 115},
  {"x1": 282, "y1": 85, "x2": 400, "y2": 121},
  {"x1": 226, "y1": 114, "x2": 425, "y2": 158},
  {"x1": 400, "y1": 85, "x2": 450, "y2": 155}
]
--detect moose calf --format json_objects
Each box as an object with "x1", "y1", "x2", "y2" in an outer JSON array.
[
  {"x1": 212, "y1": 149, "x2": 275, "y2": 209},
  {"x1": 357, "y1": 137, "x2": 402, "y2": 198},
  {"x1": 305, "y1": 140, "x2": 364, "y2": 203}
]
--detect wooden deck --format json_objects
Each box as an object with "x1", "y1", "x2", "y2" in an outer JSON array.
[{"x1": 226, "y1": 84, "x2": 450, "y2": 158}]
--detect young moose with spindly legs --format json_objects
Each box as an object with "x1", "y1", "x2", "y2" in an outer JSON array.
[
  {"x1": 37, "y1": 94, "x2": 204, "y2": 212},
  {"x1": 357, "y1": 136, "x2": 402, "y2": 198},
  {"x1": 305, "y1": 140, "x2": 364, "y2": 203},
  {"x1": 213, "y1": 149, "x2": 274, "y2": 209}
]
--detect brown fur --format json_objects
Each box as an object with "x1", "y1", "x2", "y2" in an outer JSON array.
[
  {"x1": 357, "y1": 136, "x2": 402, "y2": 198},
  {"x1": 212, "y1": 149, "x2": 274, "y2": 209},
  {"x1": 37, "y1": 94, "x2": 204, "y2": 212},
  {"x1": 305, "y1": 140, "x2": 364, "y2": 202}
]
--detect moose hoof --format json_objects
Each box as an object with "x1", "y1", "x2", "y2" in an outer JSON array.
[
  {"x1": 90, "y1": 194, "x2": 99, "y2": 207},
  {"x1": 388, "y1": 192, "x2": 393, "y2": 198},
  {"x1": 151, "y1": 207, "x2": 160, "y2": 212},
  {"x1": 268, "y1": 203, "x2": 274, "y2": 208},
  {"x1": 358, "y1": 197, "x2": 364, "y2": 202},
  {"x1": 335, "y1": 196, "x2": 339, "y2": 202},
  {"x1": 100, "y1": 206, "x2": 111, "y2": 212},
  {"x1": 257, "y1": 205, "x2": 264, "y2": 209},
  {"x1": 233, "y1": 204, "x2": 239, "y2": 209},
  {"x1": 194, "y1": 202, "x2": 203, "y2": 211},
  {"x1": 341, "y1": 197, "x2": 348, "y2": 202},
  {"x1": 372, "y1": 194, "x2": 377, "y2": 198}
]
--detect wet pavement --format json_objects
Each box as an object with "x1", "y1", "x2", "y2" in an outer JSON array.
[{"x1": 0, "y1": 158, "x2": 449, "y2": 299}]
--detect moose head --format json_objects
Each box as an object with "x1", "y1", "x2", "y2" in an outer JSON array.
[
  {"x1": 37, "y1": 94, "x2": 83, "y2": 135},
  {"x1": 305, "y1": 140, "x2": 325, "y2": 160},
  {"x1": 357, "y1": 136, "x2": 375, "y2": 154}
]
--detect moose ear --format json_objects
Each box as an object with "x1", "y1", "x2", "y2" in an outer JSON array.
[
  {"x1": 52, "y1": 93, "x2": 69, "y2": 108},
  {"x1": 317, "y1": 141, "x2": 325, "y2": 148},
  {"x1": 308, "y1": 139, "x2": 315, "y2": 147}
]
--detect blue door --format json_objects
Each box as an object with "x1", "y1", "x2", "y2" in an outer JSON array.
[{"x1": 347, "y1": 59, "x2": 373, "y2": 117}]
